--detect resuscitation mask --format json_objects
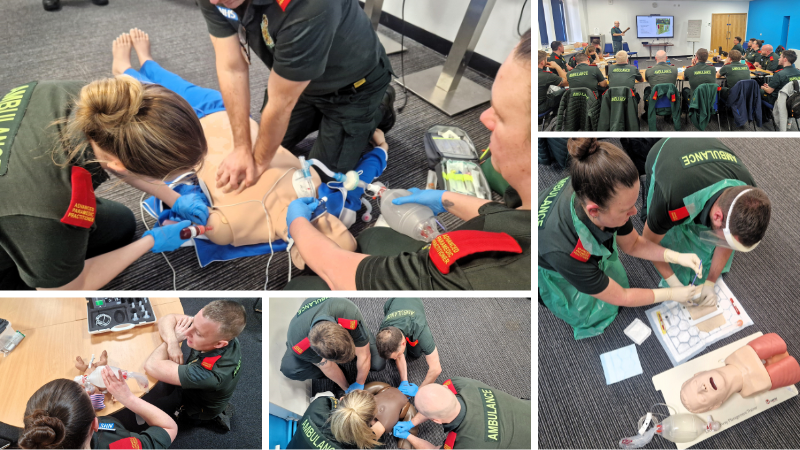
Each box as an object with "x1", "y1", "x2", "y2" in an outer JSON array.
[
  {"x1": 618, "y1": 404, "x2": 720, "y2": 448},
  {"x1": 697, "y1": 189, "x2": 761, "y2": 252}
]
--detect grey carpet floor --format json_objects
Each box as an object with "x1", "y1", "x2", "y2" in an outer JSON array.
[
  {"x1": 301, "y1": 298, "x2": 532, "y2": 449},
  {"x1": 0, "y1": 0, "x2": 496, "y2": 290},
  {"x1": 537, "y1": 138, "x2": 800, "y2": 449},
  {"x1": 0, "y1": 298, "x2": 262, "y2": 449}
]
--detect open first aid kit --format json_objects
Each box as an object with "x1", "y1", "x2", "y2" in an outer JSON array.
[
  {"x1": 87, "y1": 298, "x2": 156, "y2": 334},
  {"x1": 423, "y1": 125, "x2": 491, "y2": 200}
]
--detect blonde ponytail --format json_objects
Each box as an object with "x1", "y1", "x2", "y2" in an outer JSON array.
[
  {"x1": 60, "y1": 75, "x2": 207, "y2": 180},
  {"x1": 329, "y1": 391, "x2": 381, "y2": 449}
]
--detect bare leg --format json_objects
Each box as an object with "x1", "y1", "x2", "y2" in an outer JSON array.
[
  {"x1": 370, "y1": 129, "x2": 388, "y2": 152},
  {"x1": 111, "y1": 33, "x2": 133, "y2": 76},
  {"x1": 76, "y1": 356, "x2": 89, "y2": 373},
  {"x1": 130, "y1": 28, "x2": 152, "y2": 64},
  {"x1": 93, "y1": 350, "x2": 108, "y2": 369}
]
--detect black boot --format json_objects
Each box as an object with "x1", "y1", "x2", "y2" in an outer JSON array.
[
  {"x1": 377, "y1": 84, "x2": 396, "y2": 133},
  {"x1": 43, "y1": 0, "x2": 61, "y2": 11},
  {"x1": 212, "y1": 403, "x2": 235, "y2": 432},
  {"x1": 92, "y1": 0, "x2": 109, "y2": 5}
]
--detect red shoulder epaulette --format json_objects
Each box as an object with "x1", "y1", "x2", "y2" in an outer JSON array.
[
  {"x1": 570, "y1": 238, "x2": 591, "y2": 262},
  {"x1": 276, "y1": 0, "x2": 291, "y2": 12},
  {"x1": 337, "y1": 318, "x2": 358, "y2": 330},
  {"x1": 406, "y1": 337, "x2": 419, "y2": 347},
  {"x1": 201, "y1": 355, "x2": 222, "y2": 371},
  {"x1": 60, "y1": 167, "x2": 96, "y2": 229},
  {"x1": 669, "y1": 206, "x2": 690, "y2": 222},
  {"x1": 292, "y1": 337, "x2": 311, "y2": 355},
  {"x1": 427, "y1": 231, "x2": 522, "y2": 274},
  {"x1": 109, "y1": 437, "x2": 143, "y2": 449},
  {"x1": 555, "y1": 55, "x2": 561, "y2": 60},
  {"x1": 442, "y1": 379, "x2": 458, "y2": 394},
  {"x1": 444, "y1": 431, "x2": 457, "y2": 449}
]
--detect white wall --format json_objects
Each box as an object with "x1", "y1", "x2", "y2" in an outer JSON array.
[
  {"x1": 269, "y1": 298, "x2": 311, "y2": 420},
  {"x1": 584, "y1": 1, "x2": 749, "y2": 56},
  {"x1": 379, "y1": 0, "x2": 531, "y2": 64}
]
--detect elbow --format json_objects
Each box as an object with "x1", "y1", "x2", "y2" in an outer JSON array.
[
  {"x1": 431, "y1": 366, "x2": 442, "y2": 379},
  {"x1": 144, "y1": 359, "x2": 156, "y2": 377}
]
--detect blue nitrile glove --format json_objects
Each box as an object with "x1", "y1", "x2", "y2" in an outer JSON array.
[
  {"x1": 391, "y1": 188, "x2": 446, "y2": 215},
  {"x1": 144, "y1": 220, "x2": 192, "y2": 253},
  {"x1": 393, "y1": 421, "x2": 413, "y2": 439},
  {"x1": 345, "y1": 382, "x2": 364, "y2": 394},
  {"x1": 171, "y1": 193, "x2": 209, "y2": 225},
  {"x1": 286, "y1": 197, "x2": 320, "y2": 237},
  {"x1": 398, "y1": 380, "x2": 419, "y2": 397}
]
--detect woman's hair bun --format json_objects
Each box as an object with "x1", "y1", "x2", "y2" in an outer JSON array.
[
  {"x1": 19, "y1": 409, "x2": 67, "y2": 449},
  {"x1": 567, "y1": 138, "x2": 600, "y2": 161},
  {"x1": 77, "y1": 75, "x2": 145, "y2": 130}
]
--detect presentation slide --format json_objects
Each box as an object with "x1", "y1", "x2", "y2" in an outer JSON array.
[{"x1": 637, "y1": 15, "x2": 674, "y2": 38}]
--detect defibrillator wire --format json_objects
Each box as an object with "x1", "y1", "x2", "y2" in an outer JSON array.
[
  {"x1": 517, "y1": 0, "x2": 529, "y2": 37},
  {"x1": 397, "y1": 0, "x2": 409, "y2": 113}
]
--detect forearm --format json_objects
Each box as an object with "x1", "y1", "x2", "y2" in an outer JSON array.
[
  {"x1": 406, "y1": 434, "x2": 439, "y2": 449},
  {"x1": 158, "y1": 315, "x2": 180, "y2": 346},
  {"x1": 441, "y1": 191, "x2": 492, "y2": 222},
  {"x1": 410, "y1": 412, "x2": 429, "y2": 427},
  {"x1": 290, "y1": 219, "x2": 366, "y2": 289},
  {"x1": 252, "y1": 93, "x2": 293, "y2": 168},
  {"x1": 216, "y1": 62, "x2": 252, "y2": 152},
  {"x1": 40, "y1": 237, "x2": 153, "y2": 290},
  {"x1": 146, "y1": 342, "x2": 170, "y2": 368},
  {"x1": 622, "y1": 233, "x2": 672, "y2": 262},
  {"x1": 706, "y1": 247, "x2": 732, "y2": 282},
  {"x1": 320, "y1": 361, "x2": 349, "y2": 390},
  {"x1": 396, "y1": 355, "x2": 409, "y2": 382},
  {"x1": 355, "y1": 351, "x2": 370, "y2": 385},
  {"x1": 594, "y1": 279, "x2": 656, "y2": 307},
  {"x1": 421, "y1": 366, "x2": 441, "y2": 387},
  {"x1": 118, "y1": 174, "x2": 180, "y2": 207}
]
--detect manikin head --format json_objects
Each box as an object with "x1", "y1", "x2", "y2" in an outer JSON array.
[
  {"x1": 309, "y1": 320, "x2": 356, "y2": 364},
  {"x1": 655, "y1": 50, "x2": 668, "y2": 63},
  {"x1": 376, "y1": 326, "x2": 407, "y2": 360},
  {"x1": 680, "y1": 368, "x2": 738, "y2": 413},
  {"x1": 615, "y1": 51, "x2": 628, "y2": 64},
  {"x1": 568, "y1": 138, "x2": 639, "y2": 230},
  {"x1": 185, "y1": 300, "x2": 247, "y2": 352},
  {"x1": 761, "y1": 44, "x2": 773, "y2": 56},
  {"x1": 415, "y1": 384, "x2": 460, "y2": 424}
]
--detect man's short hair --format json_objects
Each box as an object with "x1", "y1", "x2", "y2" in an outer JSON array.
[
  {"x1": 575, "y1": 53, "x2": 589, "y2": 64},
  {"x1": 615, "y1": 50, "x2": 628, "y2": 62},
  {"x1": 783, "y1": 49, "x2": 797, "y2": 64},
  {"x1": 375, "y1": 327, "x2": 404, "y2": 359},
  {"x1": 538, "y1": 50, "x2": 547, "y2": 64},
  {"x1": 735, "y1": 36, "x2": 742, "y2": 43},
  {"x1": 719, "y1": 186, "x2": 771, "y2": 247},
  {"x1": 516, "y1": 29, "x2": 531, "y2": 63},
  {"x1": 697, "y1": 48, "x2": 709, "y2": 62},
  {"x1": 309, "y1": 321, "x2": 356, "y2": 363},
  {"x1": 550, "y1": 40, "x2": 562, "y2": 52},
  {"x1": 730, "y1": 49, "x2": 742, "y2": 61},
  {"x1": 202, "y1": 300, "x2": 247, "y2": 340}
]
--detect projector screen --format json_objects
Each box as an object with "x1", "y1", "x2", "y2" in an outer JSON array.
[{"x1": 636, "y1": 15, "x2": 675, "y2": 38}]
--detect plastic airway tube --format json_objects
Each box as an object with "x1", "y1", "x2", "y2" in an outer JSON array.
[{"x1": 309, "y1": 159, "x2": 338, "y2": 178}]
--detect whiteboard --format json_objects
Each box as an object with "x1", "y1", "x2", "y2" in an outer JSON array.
[{"x1": 687, "y1": 19, "x2": 702, "y2": 42}]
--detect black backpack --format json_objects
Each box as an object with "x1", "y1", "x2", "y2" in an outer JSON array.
[{"x1": 786, "y1": 80, "x2": 800, "y2": 118}]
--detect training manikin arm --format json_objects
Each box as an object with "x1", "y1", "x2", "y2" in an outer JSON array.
[
  {"x1": 421, "y1": 349, "x2": 443, "y2": 387},
  {"x1": 289, "y1": 218, "x2": 368, "y2": 290},
  {"x1": 441, "y1": 191, "x2": 493, "y2": 222},
  {"x1": 316, "y1": 359, "x2": 349, "y2": 391},
  {"x1": 143, "y1": 342, "x2": 182, "y2": 386},
  {"x1": 354, "y1": 344, "x2": 371, "y2": 386}
]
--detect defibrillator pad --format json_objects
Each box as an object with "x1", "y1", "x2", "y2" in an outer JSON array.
[
  {"x1": 645, "y1": 279, "x2": 753, "y2": 366},
  {"x1": 423, "y1": 125, "x2": 491, "y2": 200}
]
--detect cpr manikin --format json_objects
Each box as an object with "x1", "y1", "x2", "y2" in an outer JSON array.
[
  {"x1": 73, "y1": 350, "x2": 149, "y2": 408},
  {"x1": 196, "y1": 112, "x2": 356, "y2": 268},
  {"x1": 365, "y1": 382, "x2": 419, "y2": 449},
  {"x1": 680, "y1": 333, "x2": 800, "y2": 413}
]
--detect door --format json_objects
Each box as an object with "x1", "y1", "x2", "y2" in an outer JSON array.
[{"x1": 711, "y1": 13, "x2": 747, "y2": 54}]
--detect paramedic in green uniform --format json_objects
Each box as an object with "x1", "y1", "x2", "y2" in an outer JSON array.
[
  {"x1": 731, "y1": 37, "x2": 744, "y2": 54},
  {"x1": 393, "y1": 377, "x2": 530, "y2": 449},
  {"x1": 0, "y1": 78, "x2": 213, "y2": 290},
  {"x1": 642, "y1": 138, "x2": 770, "y2": 308},
  {"x1": 567, "y1": 53, "x2": 608, "y2": 95},
  {"x1": 19, "y1": 371, "x2": 176, "y2": 449},
  {"x1": 375, "y1": 298, "x2": 442, "y2": 393},
  {"x1": 611, "y1": 21, "x2": 625, "y2": 54},
  {"x1": 198, "y1": 0, "x2": 396, "y2": 192},
  {"x1": 286, "y1": 391, "x2": 385, "y2": 449},
  {"x1": 643, "y1": 50, "x2": 679, "y2": 111},
  {"x1": 761, "y1": 50, "x2": 800, "y2": 105},
  {"x1": 539, "y1": 50, "x2": 568, "y2": 113},
  {"x1": 717, "y1": 50, "x2": 752, "y2": 102},
  {"x1": 547, "y1": 41, "x2": 572, "y2": 71},
  {"x1": 607, "y1": 51, "x2": 643, "y2": 103},
  {"x1": 538, "y1": 139, "x2": 703, "y2": 340},
  {"x1": 280, "y1": 297, "x2": 383, "y2": 392},
  {"x1": 282, "y1": 31, "x2": 533, "y2": 291},
  {"x1": 144, "y1": 300, "x2": 246, "y2": 431},
  {"x1": 746, "y1": 40, "x2": 761, "y2": 64},
  {"x1": 682, "y1": 48, "x2": 717, "y2": 108},
  {"x1": 755, "y1": 44, "x2": 781, "y2": 72}
]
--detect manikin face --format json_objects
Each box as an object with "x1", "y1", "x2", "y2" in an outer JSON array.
[
  {"x1": 680, "y1": 369, "x2": 733, "y2": 413},
  {"x1": 586, "y1": 181, "x2": 639, "y2": 229}
]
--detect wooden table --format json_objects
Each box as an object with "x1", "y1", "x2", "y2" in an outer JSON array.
[
  {"x1": 0, "y1": 298, "x2": 183, "y2": 428},
  {"x1": 642, "y1": 43, "x2": 674, "y2": 60}
]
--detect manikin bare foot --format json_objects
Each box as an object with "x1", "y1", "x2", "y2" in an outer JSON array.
[
  {"x1": 93, "y1": 350, "x2": 108, "y2": 370},
  {"x1": 370, "y1": 129, "x2": 388, "y2": 151},
  {"x1": 111, "y1": 33, "x2": 133, "y2": 76},
  {"x1": 130, "y1": 28, "x2": 152, "y2": 64},
  {"x1": 75, "y1": 356, "x2": 89, "y2": 373}
]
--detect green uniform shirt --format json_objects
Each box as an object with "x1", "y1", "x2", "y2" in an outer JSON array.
[
  {"x1": 286, "y1": 396, "x2": 356, "y2": 449},
  {"x1": 198, "y1": 0, "x2": 384, "y2": 96},
  {"x1": 287, "y1": 298, "x2": 369, "y2": 365},
  {"x1": 732, "y1": 43, "x2": 744, "y2": 54},
  {"x1": 0, "y1": 81, "x2": 109, "y2": 288},
  {"x1": 441, "y1": 377, "x2": 531, "y2": 449},
  {"x1": 567, "y1": 63, "x2": 606, "y2": 94},
  {"x1": 356, "y1": 203, "x2": 531, "y2": 290},
  {"x1": 766, "y1": 65, "x2": 800, "y2": 102},
  {"x1": 645, "y1": 138, "x2": 755, "y2": 235},
  {"x1": 547, "y1": 53, "x2": 568, "y2": 71},
  {"x1": 611, "y1": 27, "x2": 623, "y2": 42},
  {"x1": 645, "y1": 62, "x2": 679, "y2": 86},
  {"x1": 608, "y1": 63, "x2": 643, "y2": 89},
  {"x1": 719, "y1": 62, "x2": 752, "y2": 89},
  {"x1": 379, "y1": 298, "x2": 436, "y2": 359},
  {"x1": 683, "y1": 63, "x2": 717, "y2": 94},
  {"x1": 758, "y1": 52, "x2": 780, "y2": 72},
  {"x1": 178, "y1": 337, "x2": 243, "y2": 420},
  {"x1": 538, "y1": 68, "x2": 563, "y2": 109},
  {"x1": 745, "y1": 49, "x2": 759, "y2": 63},
  {"x1": 90, "y1": 417, "x2": 171, "y2": 449},
  {"x1": 537, "y1": 178, "x2": 634, "y2": 295}
]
